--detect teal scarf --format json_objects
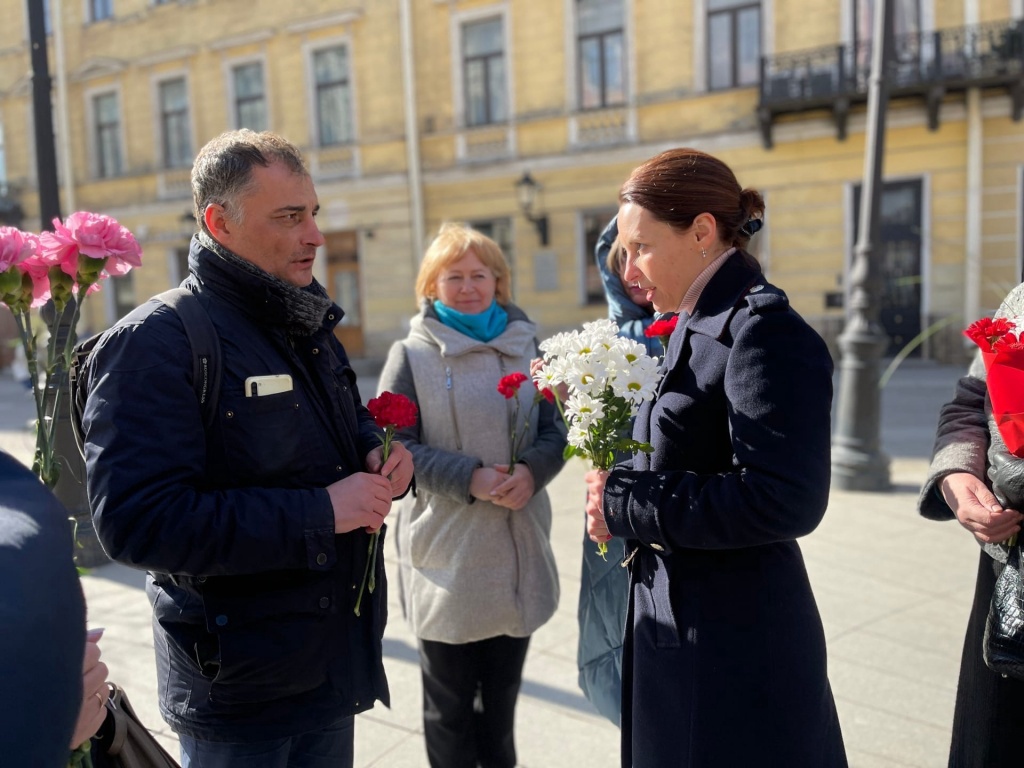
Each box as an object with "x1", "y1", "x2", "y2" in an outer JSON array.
[{"x1": 433, "y1": 299, "x2": 508, "y2": 342}]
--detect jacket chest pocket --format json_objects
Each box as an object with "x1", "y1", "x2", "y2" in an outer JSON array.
[{"x1": 218, "y1": 392, "x2": 313, "y2": 481}]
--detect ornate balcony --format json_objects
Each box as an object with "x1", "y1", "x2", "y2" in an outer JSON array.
[{"x1": 758, "y1": 17, "x2": 1024, "y2": 148}]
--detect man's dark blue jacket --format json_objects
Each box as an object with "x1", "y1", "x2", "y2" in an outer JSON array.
[{"x1": 82, "y1": 236, "x2": 390, "y2": 742}]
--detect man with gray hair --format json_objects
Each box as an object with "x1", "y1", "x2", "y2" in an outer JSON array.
[{"x1": 82, "y1": 129, "x2": 413, "y2": 767}]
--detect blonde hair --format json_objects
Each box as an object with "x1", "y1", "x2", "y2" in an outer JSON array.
[
  {"x1": 606, "y1": 238, "x2": 627, "y2": 277},
  {"x1": 415, "y1": 223, "x2": 513, "y2": 305}
]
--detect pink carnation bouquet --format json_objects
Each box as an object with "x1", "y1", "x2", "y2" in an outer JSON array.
[{"x1": 0, "y1": 213, "x2": 142, "y2": 489}]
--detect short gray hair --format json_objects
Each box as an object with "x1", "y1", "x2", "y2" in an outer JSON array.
[{"x1": 191, "y1": 129, "x2": 309, "y2": 234}]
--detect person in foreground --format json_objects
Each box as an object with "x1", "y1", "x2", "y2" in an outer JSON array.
[
  {"x1": 576, "y1": 215, "x2": 657, "y2": 725},
  {"x1": 584, "y1": 148, "x2": 847, "y2": 767},
  {"x1": 82, "y1": 129, "x2": 413, "y2": 768},
  {"x1": 0, "y1": 449, "x2": 94, "y2": 766},
  {"x1": 918, "y1": 285, "x2": 1024, "y2": 768},
  {"x1": 378, "y1": 223, "x2": 566, "y2": 768}
]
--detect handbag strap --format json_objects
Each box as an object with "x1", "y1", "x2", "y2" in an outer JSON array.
[{"x1": 104, "y1": 682, "x2": 129, "y2": 756}]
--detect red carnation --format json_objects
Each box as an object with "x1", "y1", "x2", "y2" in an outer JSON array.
[
  {"x1": 497, "y1": 371, "x2": 529, "y2": 399},
  {"x1": 644, "y1": 314, "x2": 679, "y2": 353},
  {"x1": 356, "y1": 391, "x2": 417, "y2": 617},
  {"x1": 644, "y1": 316, "x2": 679, "y2": 339},
  {"x1": 367, "y1": 391, "x2": 418, "y2": 431},
  {"x1": 965, "y1": 316, "x2": 1014, "y2": 351}
]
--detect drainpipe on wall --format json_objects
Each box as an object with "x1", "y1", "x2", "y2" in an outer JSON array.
[
  {"x1": 964, "y1": 89, "x2": 982, "y2": 326},
  {"x1": 400, "y1": 0, "x2": 425, "y2": 265},
  {"x1": 51, "y1": 0, "x2": 75, "y2": 215},
  {"x1": 963, "y1": 0, "x2": 981, "y2": 329}
]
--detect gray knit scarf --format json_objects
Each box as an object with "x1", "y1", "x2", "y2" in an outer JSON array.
[{"x1": 197, "y1": 231, "x2": 333, "y2": 337}]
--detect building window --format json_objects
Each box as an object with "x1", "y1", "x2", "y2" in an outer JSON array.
[
  {"x1": 313, "y1": 46, "x2": 353, "y2": 146},
  {"x1": 0, "y1": 123, "x2": 7, "y2": 196},
  {"x1": 159, "y1": 78, "x2": 191, "y2": 169},
  {"x1": 110, "y1": 273, "x2": 136, "y2": 320},
  {"x1": 232, "y1": 62, "x2": 266, "y2": 132},
  {"x1": 707, "y1": 0, "x2": 761, "y2": 90},
  {"x1": 462, "y1": 17, "x2": 506, "y2": 127},
  {"x1": 93, "y1": 92, "x2": 122, "y2": 178},
  {"x1": 583, "y1": 210, "x2": 618, "y2": 305},
  {"x1": 90, "y1": 0, "x2": 112, "y2": 22},
  {"x1": 577, "y1": 0, "x2": 625, "y2": 110},
  {"x1": 853, "y1": 0, "x2": 921, "y2": 71}
]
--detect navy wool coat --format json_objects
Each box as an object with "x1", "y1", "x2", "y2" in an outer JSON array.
[{"x1": 603, "y1": 251, "x2": 847, "y2": 767}]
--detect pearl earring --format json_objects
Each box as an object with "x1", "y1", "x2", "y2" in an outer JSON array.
[{"x1": 701, "y1": 247, "x2": 707, "y2": 259}]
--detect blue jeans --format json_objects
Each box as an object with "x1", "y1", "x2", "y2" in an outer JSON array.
[{"x1": 178, "y1": 716, "x2": 354, "y2": 768}]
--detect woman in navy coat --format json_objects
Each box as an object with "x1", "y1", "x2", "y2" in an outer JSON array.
[{"x1": 585, "y1": 148, "x2": 847, "y2": 767}]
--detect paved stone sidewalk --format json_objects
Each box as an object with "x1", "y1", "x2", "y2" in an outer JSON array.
[{"x1": 2, "y1": 361, "x2": 978, "y2": 767}]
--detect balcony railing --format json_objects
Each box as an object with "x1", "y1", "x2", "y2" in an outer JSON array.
[{"x1": 757, "y1": 17, "x2": 1024, "y2": 148}]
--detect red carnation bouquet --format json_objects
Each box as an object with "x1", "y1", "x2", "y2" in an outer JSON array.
[
  {"x1": 497, "y1": 371, "x2": 554, "y2": 469},
  {"x1": 644, "y1": 314, "x2": 679, "y2": 352},
  {"x1": 965, "y1": 317, "x2": 1024, "y2": 457},
  {"x1": 355, "y1": 391, "x2": 418, "y2": 616}
]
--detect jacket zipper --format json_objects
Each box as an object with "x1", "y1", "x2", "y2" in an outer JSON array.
[{"x1": 445, "y1": 365, "x2": 463, "y2": 451}]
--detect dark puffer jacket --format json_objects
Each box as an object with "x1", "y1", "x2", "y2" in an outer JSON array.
[{"x1": 83, "y1": 236, "x2": 389, "y2": 742}]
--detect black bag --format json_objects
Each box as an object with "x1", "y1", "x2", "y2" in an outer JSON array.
[
  {"x1": 983, "y1": 543, "x2": 1024, "y2": 680},
  {"x1": 69, "y1": 286, "x2": 222, "y2": 460},
  {"x1": 90, "y1": 683, "x2": 180, "y2": 768}
]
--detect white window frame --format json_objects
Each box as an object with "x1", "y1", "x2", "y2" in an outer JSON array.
[
  {"x1": 304, "y1": 36, "x2": 359, "y2": 149},
  {"x1": 85, "y1": 85, "x2": 125, "y2": 179},
  {"x1": 450, "y1": 3, "x2": 513, "y2": 131},
  {"x1": 152, "y1": 71, "x2": 194, "y2": 170},
  {"x1": 85, "y1": 0, "x2": 113, "y2": 23},
  {"x1": 224, "y1": 54, "x2": 270, "y2": 132},
  {"x1": 694, "y1": 0, "x2": 772, "y2": 93},
  {"x1": 565, "y1": 0, "x2": 634, "y2": 111}
]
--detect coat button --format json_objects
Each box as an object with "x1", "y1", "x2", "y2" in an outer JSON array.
[
  {"x1": 336, "y1": 465, "x2": 343, "y2": 473},
  {"x1": 650, "y1": 542, "x2": 665, "y2": 551},
  {"x1": 215, "y1": 615, "x2": 228, "y2": 627},
  {"x1": 294, "y1": 403, "x2": 300, "y2": 409},
  {"x1": 225, "y1": 410, "x2": 234, "y2": 419},
  {"x1": 328, "y1": 313, "x2": 335, "y2": 321},
  {"x1": 196, "y1": 576, "x2": 207, "y2": 584},
  {"x1": 312, "y1": 348, "x2": 320, "y2": 355},
  {"x1": 316, "y1": 552, "x2": 328, "y2": 566},
  {"x1": 319, "y1": 597, "x2": 330, "y2": 609}
]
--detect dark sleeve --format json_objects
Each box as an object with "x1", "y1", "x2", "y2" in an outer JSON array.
[
  {"x1": 83, "y1": 310, "x2": 336, "y2": 577},
  {"x1": 918, "y1": 352, "x2": 990, "y2": 521},
  {"x1": 0, "y1": 452, "x2": 85, "y2": 767},
  {"x1": 604, "y1": 310, "x2": 833, "y2": 550},
  {"x1": 595, "y1": 215, "x2": 657, "y2": 355},
  {"x1": 377, "y1": 340, "x2": 482, "y2": 503},
  {"x1": 516, "y1": 395, "x2": 568, "y2": 492}
]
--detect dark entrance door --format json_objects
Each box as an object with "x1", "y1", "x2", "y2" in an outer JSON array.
[{"x1": 853, "y1": 178, "x2": 923, "y2": 356}]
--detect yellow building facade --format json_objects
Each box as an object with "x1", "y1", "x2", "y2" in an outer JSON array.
[{"x1": 0, "y1": 0, "x2": 1021, "y2": 362}]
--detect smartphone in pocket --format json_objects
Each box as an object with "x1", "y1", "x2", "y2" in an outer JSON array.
[{"x1": 244, "y1": 374, "x2": 293, "y2": 398}]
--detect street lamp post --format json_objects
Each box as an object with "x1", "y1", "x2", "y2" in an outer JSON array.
[
  {"x1": 26, "y1": 0, "x2": 106, "y2": 564},
  {"x1": 831, "y1": 0, "x2": 895, "y2": 491}
]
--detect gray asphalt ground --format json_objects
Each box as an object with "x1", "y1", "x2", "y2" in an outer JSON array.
[{"x1": 0, "y1": 359, "x2": 979, "y2": 767}]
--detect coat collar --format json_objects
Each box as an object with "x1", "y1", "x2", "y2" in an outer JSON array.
[
  {"x1": 659, "y1": 251, "x2": 764, "y2": 382},
  {"x1": 681, "y1": 250, "x2": 764, "y2": 341}
]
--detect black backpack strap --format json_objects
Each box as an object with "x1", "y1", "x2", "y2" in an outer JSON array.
[{"x1": 154, "y1": 288, "x2": 222, "y2": 430}]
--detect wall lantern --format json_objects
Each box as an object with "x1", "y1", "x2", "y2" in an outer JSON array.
[{"x1": 514, "y1": 171, "x2": 549, "y2": 246}]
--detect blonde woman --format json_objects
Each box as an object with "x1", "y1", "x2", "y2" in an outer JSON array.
[{"x1": 378, "y1": 223, "x2": 566, "y2": 768}]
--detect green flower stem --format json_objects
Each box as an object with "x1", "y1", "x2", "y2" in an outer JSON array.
[{"x1": 354, "y1": 430, "x2": 392, "y2": 616}]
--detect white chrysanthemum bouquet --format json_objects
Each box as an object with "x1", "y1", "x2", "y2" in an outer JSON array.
[{"x1": 535, "y1": 319, "x2": 664, "y2": 557}]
